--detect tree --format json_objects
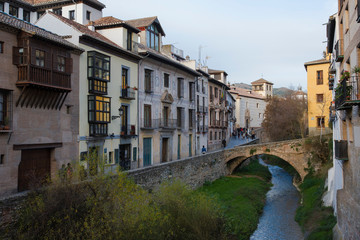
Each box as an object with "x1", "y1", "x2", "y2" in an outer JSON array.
[{"x1": 262, "y1": 95, "x2": 307, "y2": 142}]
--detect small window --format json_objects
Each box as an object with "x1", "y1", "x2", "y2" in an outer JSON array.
[
  {"x1": 37, "y1": 11, "x2": 45, "y2": 19},
  {"x1": 215, "y1": 87, "x2": 218, "y2": 98},
  {"x1": 317, "y1": 116, "x2": 325, "y2": 128},
  {"x1": 0, "y1": 42, "x2": 3, "y2": 54},
  {"x1": 177, "y1": 78, "x2": 184, "y2": 98},
  {"x1": 53, "y1": 8, "x2": 62, "y2": 16},
  {"x1": 164, "y1": 73, "x2": 169, "y2": 88},
  {"x1": 9, "y1": 6, "x2": 18, "y2": 17},
  {"x1": 259, "y1": 113, "x2": 261, "y2": 118},
  {"x1": 316, "y1": 94, "x2": 324, "y2": 103},
  {"x1": 127, "y1": 31, "x2": 132, "y2": 51},
  {"x1": 69, "y1": 10, "x2": 75, "y2": 20},
  {"x1": 0, "y1": 154, "x2": 4, "y2": 164},
  {"x1": 144, "y1": 104, "x2": 152, "y2": 127},
  {"x1": 86, "y1": 11, "x2": 91, "y2": 20},
  {"x1": 256, "y1": 103, "x2": 259, "y2": 108},
  {"x1": 108, "y1": 151, "x2": 113, "y2": 164},
  {"x1": 0, "y1": 2, "x2": 4, "y2": 12},
  {"x1": 215, "y1": 132, "x2": 217, "y2": 140},
  {"x1": 57, "y1": 56, "x2": 65, "y2": 72},
  {"x1": 0, "y1": 90, "x2": 12, "y2": 129},
  {"x1": 23, "y1": 10, "x2": 30, "y2": 22},
  {"x1": 316, "y1": 70, "x2": 323, "y2": 85},
  {"x1": 144, "y1": 69, "x2": 153, "y2": 93},
  {"x1": 35, "y1": 50, "x2": 45, "y2": 67}
]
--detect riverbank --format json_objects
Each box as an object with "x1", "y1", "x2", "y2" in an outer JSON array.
[{"x1": 198, "y1": 158, "x2": 272, "y2": 240}]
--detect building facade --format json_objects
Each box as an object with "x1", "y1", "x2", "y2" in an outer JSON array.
[
  {"x1": 0, "y1": 12, "x2": 82, "y2": 196},
  {"x1": 304, "y1": 58, "x2": 332, "y2": 136},
  {"x1": 251, "y1": 78, "x2": 273, "y2": 98}
]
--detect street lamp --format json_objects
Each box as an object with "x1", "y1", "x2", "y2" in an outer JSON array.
[{"x1": 111, "y1": 107, "x2": 124, "y2": 120}]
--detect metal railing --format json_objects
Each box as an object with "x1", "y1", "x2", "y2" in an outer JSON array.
[
  {"x1": 334, "y1": 39, "x2": 344, "y2": 62},
  {"x1": 159, "y1": 118, "x2": 177, "y2": 129},
  {"x1": 120, "y1": 87, "x2": 135, "y2": 100},
  {"x1": 335, "y1": 76, "x2": 360, "y2": 109},
  {"x1": 121, "y1": 124, "x2": 136, "y2": 136},
  {"x1": 140, "y1": 118, "x2": 159, "y2": 129}
]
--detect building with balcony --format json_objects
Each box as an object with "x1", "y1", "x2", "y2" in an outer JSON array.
[
  {"x1": 251, "y1": 78, "x2": 273, "y2": 99},
  {"x1": 304, "y1": 57, "x2": 332, "y2": 136},
  {"x1": 0, "y1": 12, "x2": 82, "y2": 196},
  {"x1": 324, "y1": 1, "x2": 360, "y2": 239},
  {"x1": 229, "y1": 86, "x2": 266, "y2": 130},
  {"x1": 37, "y1": 11, "x2": 142, "y2": 171},
  {"x1": 0, "y1": 0, "x2": 105, "y2": 25},
  {"x1": 126, "y1": 16, "x2": 200, "y2": 166}
]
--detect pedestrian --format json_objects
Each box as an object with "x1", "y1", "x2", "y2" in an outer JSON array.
[
  {"x1": 202, "y1": 145, "x2": 207, "y2": 154},
  {"x1": 222, "y1": 139, "x2": 226, "y2": 148},
  {"x1": 251, "y1": 128, "x2": 255, "y2": 140},
  {"x1": 66, "y1": 163, "x2": 73, "y2": 181}
]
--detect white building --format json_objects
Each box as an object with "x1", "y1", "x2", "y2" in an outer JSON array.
[{"x1": 251, "y1": 78, "x2": 273, "y2": 98}]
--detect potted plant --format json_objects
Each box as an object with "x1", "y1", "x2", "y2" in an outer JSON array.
[
  {"x1": 340, "y1": 71, "x2": 350, "y2": 81},
  {"x1": 352, "y1": 65, "x2": 360, "y2": 74},
  {"x1": 3, "y1": 116, "x2": 10, "y2": 130}
]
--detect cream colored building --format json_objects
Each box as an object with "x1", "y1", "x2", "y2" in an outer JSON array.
[
  {"x1": 37, "y1": 12, "x2": 142, "y2": 171},
  {"x1": 304, "y1": 58, "x2": 332, "y2": 136},
  {"x1": 251, "y1": 78, "x2": 273, "y2": 98}
]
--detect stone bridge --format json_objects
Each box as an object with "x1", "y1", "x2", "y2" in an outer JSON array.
[{"x1": 225, "y1": 138, "x2": 309, "y2": 180}]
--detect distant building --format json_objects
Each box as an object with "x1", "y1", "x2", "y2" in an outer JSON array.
[
  {"x1": 251, "y1": 78, "x2": 273, "y2": 98},
  {"x1": 304, "y1": 58, "x2": 332, "y2": 136}
]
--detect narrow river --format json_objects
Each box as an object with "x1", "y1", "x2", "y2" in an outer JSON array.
[{"x1": 250, "y1": 158, "x2": 304, "y2": 240}]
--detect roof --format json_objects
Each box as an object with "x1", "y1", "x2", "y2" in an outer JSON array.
[
  {"x1": 138, "y1": 44, "x2": 200, "y2": 77},
  {"x1": 45, "y1": 12, "x2": 141, "y2": 59},
  {"x1": 21, "y1": 0, "x2": 105, "y2": 9},
  {"x1": 251, "y1": 78, "x2": 273, "y2": 85},
  {"x1": 208, "y1": 78, "x2": 230, "y2": 90},
  {"x1": 91, "y1": 16, "x2": 140, "y2": 33},
  {"x1": 229, "y1": 87, "x2": 264, "y2": 100},
  {"x1": 126, "y1": 16, "x2": 165, "y2": 36},
  {"x1": 0, "y1": 11, "x2": 82, "y2": 51},
  {"x1": 208, "y1": 68, "x2": 228, "y2": 76},
  {"x1": 304, "y1": 58, "x2": 330, "y2": 70}
]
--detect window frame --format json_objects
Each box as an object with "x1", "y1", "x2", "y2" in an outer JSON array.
[
  {"x1": 144, "y1": 104, "x2": 152, "y2": 127},
  {"x1": 177, "y1": 78, "x2": 184, "y2": 98},
  {"x1": 57, "y1": 55, "x2": 66, "y2": 72},
  {"x1": 164, "y1": 73, "x2": 169, "y2": 88},
  {"x1": 23, "y1": 10, "x2": 30, "y2": 22},
  {"x1": 316, "y1": 116, "x2": 325, "y2": 128},
  {"x1": 9, "y1": 5, "x2": 18, "y2": 18},
  {"x1": 127, "y1": 31, "x2": 132, "y2": 51},
  {"x1": 144, "y1": 69, "x2": 153, "y2": 93},
  {"x1": 53, "y1": 8, "x2": 62, "y2": 15},
  {"x1": 37, "y1": 11, "x2": 45, "y2": 19},
  {"x1": 0, "y1": 89, "x2": 12, "y2": 130},
  {"x1": 146, "y1": 24, "x2": 160, "y2": 51},
  {"x1": 316, "y1": 94, "x2": 324, "y2": 103},
  {"x1": 86, "y1": 10, "x2": 91, "y2": 20},
  {"x1": 0, "y1": 41, "x2": 3, "y2": 54},
  {"x1": 316, "y1": 70, "x2": 323, "y2": 85},
  {"x1": 69, "y1": 10, "x2": 75, "y2": 20},
  {"x1": 0, "y1": 2, "x2": 4, "y2": 12},
  {"x1": 88, "y1": 95, "x2": 111, "y2": 136},
  {"x1": 35, "y1": 49, "x2": 45, "y2": 67}
]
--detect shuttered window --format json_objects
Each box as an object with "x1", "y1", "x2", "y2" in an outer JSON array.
[
  {"x1": 177, "y1": 107, "x2": 185, "y2": 129},
  {"x1": 177, "y1": 78, "x2": 184, "y2": 98}
]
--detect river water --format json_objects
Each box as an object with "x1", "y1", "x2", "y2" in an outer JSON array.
[{"x1": 250, "y1": 159, "x2": 304, "y2": 240}]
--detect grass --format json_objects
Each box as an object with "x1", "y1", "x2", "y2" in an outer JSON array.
[
  {"x1": 233, "y1": 158, "x2": 272, "y2": 182},
  {"x1": 198, "y1": 159, "x2": 272, "y2": 240}
]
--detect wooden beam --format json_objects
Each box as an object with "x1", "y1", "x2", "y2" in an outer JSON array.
[
  {"x1": 54, "y1": 92, "x2": 65, "y2": 110},
  {"x1": 15, "y1": 86, "x2": 27, "y2": 107},
  {"x1": 58, "y1": 92, "x2": 69, "y2": 110}
]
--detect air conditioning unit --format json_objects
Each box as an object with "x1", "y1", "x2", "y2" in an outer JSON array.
[{"x1": 335, "y1": 140, "x2": 348, "y2": 160}]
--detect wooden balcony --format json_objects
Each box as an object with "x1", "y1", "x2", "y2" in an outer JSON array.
[{"x1": 16, "y1": 65, "x2": 71, "y2": 91}]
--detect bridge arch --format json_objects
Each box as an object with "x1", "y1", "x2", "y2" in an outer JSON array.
[{"x1": 224, "y1": 139, "x2": 309, "y2": 180}]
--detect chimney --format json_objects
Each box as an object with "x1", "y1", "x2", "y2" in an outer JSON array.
[{"x1": 88, "y1": 21, "x2": 95, "y2": 31}]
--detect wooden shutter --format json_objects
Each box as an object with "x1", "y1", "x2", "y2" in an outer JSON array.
[
  {"x1": 115, "y1": 149, "x2": 119, "y2": 164},
  {"x1": 181, "y1": 108, "x2": 185, "y2": 129},
  {"x1": 30, "y1": 47, "x2": 36, "y2": 65},
  {"x1": 45, "y1": 51, "x2": 52, "y2": 69},
  {"x1": 12, "y1": 47, "x2": 20, "y2": 65},
  {"x1": 66, "y1": 57, "x2": 73, "y2": 74}
]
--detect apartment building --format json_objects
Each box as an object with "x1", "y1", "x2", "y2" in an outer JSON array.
[{"x1": 0, "y1": 12, "x2": 82, "y2": 196}]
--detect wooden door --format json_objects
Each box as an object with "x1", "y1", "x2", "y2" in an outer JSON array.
[
  {"x1": 18, "y1": 148, "x2": 51, "y2": 192},
  {"x1": 143, "y1": 138, "x2": 151, "y2": 167},
  {"x1": 162, "y1": 138, "x2": 168, "y2": 163}
]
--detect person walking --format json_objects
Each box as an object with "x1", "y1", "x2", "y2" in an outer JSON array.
[
  {"x1": 201, "y1": 145, "x2": 207, "y2": 154},
  {"x1": 222, "y1": 139, "x2": 226, "y2": 148}
]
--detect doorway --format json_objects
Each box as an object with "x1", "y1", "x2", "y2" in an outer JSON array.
[{"x1": 162, "y1": 138, "x2": 169, "y2": 162}]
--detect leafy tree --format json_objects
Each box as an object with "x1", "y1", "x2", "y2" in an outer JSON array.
[{"x1": 262, "y1": 95, "x2": 307, "y2": 141}]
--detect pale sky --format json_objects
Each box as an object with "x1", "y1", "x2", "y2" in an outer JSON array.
[{"x1": 102, "y1": 0, "x2": 337, "y2": 90}]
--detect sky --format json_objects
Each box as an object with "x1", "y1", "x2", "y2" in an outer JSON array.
[{"x1": 101, "y1": 0, "x2": 338, "y2": 90}]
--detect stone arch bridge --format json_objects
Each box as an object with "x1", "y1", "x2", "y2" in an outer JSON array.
[{"x1": 225, "y1": 138, "x2": 310, "y2": 180}]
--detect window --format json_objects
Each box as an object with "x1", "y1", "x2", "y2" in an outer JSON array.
[
  {"x1": 177, "y1": 107, "x2": 184, "y2": 128},
  {"x1": 164, "y1": 73, "x2": 169, "y2": 88},
  {"x1": 210, "y1": 132, "x2": 212, "y2": 140},
  {"x1": 0, "y1": 154, "x2": 4, "y2": 164},
  {"x1": 177, "y1": 78, "x2": 184, "y2": 98},
  {"x1": 0, "y1": 90, "x2": 12, "y2": 129},
  {"x1": 259, "y1": 113, "x2": 261, "y2": 118},
  {"x1": 122, "y1": 67, "x2": 129, "y2": 88},
  {"x1": 127, "y1": 31, "x2": 132, "y2": 51},
  {"x1": 316, "y1": 70, "x2": 323, "y2": 85},
  {"x1": 86, "y1": 11, "x2": 91, "y2": 20},
  {"x1": 0, "y1": 2, "x2": 4, "y2": 12},
  {"x1": 121, "y1": 105, "x2": 128, "y2": 135},
  {"x1": 53, "y1": 8, "x2": 62, "y2": 15},
  {"x1": 145, "y1": 69, "x2": 153, "y2": 93},
  {"x1": 88, "y1": 95, "x2": 110, "y2": 136},
  {"x1": 0, "y1": 42, "x2": 3, "y2": 54},
  {"x1": 215, "y1": 87, "x2": 218, "y2": 98},
  {"x1": 37, "y1": 11, "x2": 45, "y2": 19},
  {"x1": 108, "y1": 151, "x2": 113, "y2": 164},
  {"x1": 23, "y1": 10, "x2": 30, "y2": 22},
  {"x1": 163, "y1": 106, "x2": 169, "y2": 126},
  {"x1": 210, "y1": 86, "x2": 213, "y2": 102},
  {"x1": 57, "y1": 56, "x2": 65, "y2": 72},
  {"x1": 215, "y1": 132, "x2": 217, "y2": 140},
  {"x1": 189, "y1": 109, "x2": 194, "y2": 129},
  {"x1": 316, "y1": 94, "x2": 324, "y2": 103},
  {"x1": 189, "y1": 82, "x2": 195, "y2": 101},
  {"x1": 9, "y1": 6, "x2": 18, "y2": 17},
  {"x1": 35, "y1": 50, "x2": 45, "y2": 67},
  {"x1": 317, "y1": 116, "x2": 325, "y2": 128},
  {"x1": 146, "y1": 24, "x2": 160, "y2": 51},
  {"x1": 256, "y1": 103, "x2": 259, "y2": 108},
  {"x1": 69, "y1": 10, "x2": 75, "y2": 20},
  {"x1": 144, "y1": 104, "x2": 152, "y2": 127},
  {"x1": 88, "y1": 51, "x2": 110, "y2": 95}
]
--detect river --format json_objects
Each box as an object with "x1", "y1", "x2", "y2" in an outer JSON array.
[{"x1": 250, "y1": 158, "x2": 304, "y2": 240}]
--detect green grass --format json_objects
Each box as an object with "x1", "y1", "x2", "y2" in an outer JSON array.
[
  {"x1": 233, "y1": 158, "x2": 272, "y2": 182},
  {"x1": 198, "y1": 160, "x2": 272, "y2": 240}
]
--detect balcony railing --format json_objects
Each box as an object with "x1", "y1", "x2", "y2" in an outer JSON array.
[
  {"x1": 120, "y1": 87, "x2": 136, "y2": 100},
  {"x1": 17, "y1": 65, "x2": 71, "y2": 90},
  {"x1": 120, "y1": 124, "x2": 136, "y2": 137},
  {"x1": 335, "y1": 76, "x2": 360, "y2": 110},
  {"x1": 203, "y1": 125, "x2": 208, "y2": 133},
  {"x1": 335, "y1": 140, "x2": 348, "y2": 160},
  {"x1": 159, "y1": 118, "x2": 177, "y2": 129},
  {"x1": 140, "y1": 118, "x2": 159, "y2": 129},
  {"x1": 334, "y1": 40, "x2": 344, "y2": 62}
]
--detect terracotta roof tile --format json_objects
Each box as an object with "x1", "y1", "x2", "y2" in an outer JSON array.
[
  {"x1": 0, "y1": 11, "x2": 82, "y2": 51},
  {"x1": 91, "y1": 16, "x2": 140, "y2": 33},
  {"x1": 21, "y1": 0, "x2": 105, "y2": 8},
  {"x1": 229, "y1": 87, "x2": 264, "y2": 100},
  {"x1": 251, "y1": 78, "x2": 273, "y2": 85},
  {"x1": 126, "y1": 16, "x2": 157, "y2": 28}
]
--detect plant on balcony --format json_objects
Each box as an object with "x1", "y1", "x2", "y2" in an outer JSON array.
[
  {"x1": 133, "y1": 87, "x2": 138, "y2": 90},
  {"x1": 352, "y1": 65, "x2": 360, "y2": 74},
  {"x1": 340, "y1": 71, "x2": 350, "y2": 81}
]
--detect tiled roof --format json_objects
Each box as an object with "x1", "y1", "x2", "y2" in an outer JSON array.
[
  {"x1": 126, "y1": 16, "x2": 157, "y2": 28},
  {"x1": 47, "y1": 11, "x2": 120, "y2": 48},
  {"x1": 0, "y1": 11, "x2": 82, "y2": 51},
  {"x1": 229, "y1": 87, "x2": 264, "y2": 100},
  {"x1": 21, "y1": 0, "x2": 105, "y2": 8},
  {"x1": 91, "y1": 16, "x2": 140, "y2": 33},
  {"x1": 304, "y1": 58, "x2": 330, "y2": 66},
  {"x1": 208, "y1": 69, "x2": 228, "y2": 76},
  {"x1": 251, "y1": 78, "x2": 273, "y2": 85}
]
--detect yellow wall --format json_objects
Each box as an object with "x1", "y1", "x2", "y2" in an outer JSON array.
[{"x1": 307, "y1": 61, "x2": 332, "y2": 136}]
